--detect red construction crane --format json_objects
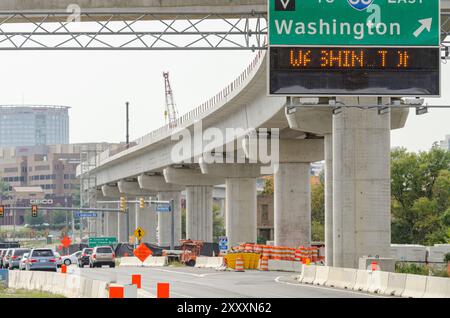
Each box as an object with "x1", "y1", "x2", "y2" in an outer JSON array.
[{"x1": 163, "y1": 72, "x2": 179, "y2": 128}]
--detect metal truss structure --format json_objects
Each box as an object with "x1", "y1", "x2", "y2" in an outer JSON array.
[
  {"x1": 442, "y1": 13, "x2": 450, "y2": 59},
  {"x1": 0, "y1": 10, "x2": 448, "y2": 57},
  {"x1": 0, "y1": 10, "x2": 267, "y2": 50}
]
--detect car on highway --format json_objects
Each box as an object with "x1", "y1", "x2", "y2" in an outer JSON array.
[
  {"x1": 61, "y1": 251, "x2": 82, "y2": 266},
  {"x1": 8, "y1": 248, "x2": 31, "y2": 270},
  {"x1": 25, "y1": 248, "x2": 57, "y2": 272},
  {"x1": 2, "y1": 249, "x2": 14, "y2": 269},
  {"x1": 19, "y1": 253, "x2": 29, "y2": 270},
  {"x1": 89, "y1": 246, "x2": 115, "y2": 268},
  {"x1": 0, "y1": 249, "x2": 7, "y2": 268},
  {"x1": 78, "y1": 248, "x2": 93, "y2": 268}
]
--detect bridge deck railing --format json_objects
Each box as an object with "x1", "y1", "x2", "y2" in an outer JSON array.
[{"x1": 92, "y1": 49, "x2": 265, "y2": 167}]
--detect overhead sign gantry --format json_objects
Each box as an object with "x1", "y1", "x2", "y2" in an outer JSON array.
[{"x1": 268, "y1": 0, "x2": 441, "y2": 96}]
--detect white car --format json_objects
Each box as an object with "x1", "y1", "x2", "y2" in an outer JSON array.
[
  {"x1": 61, "y1": 251, "x2": 82, "y2": 266},
  {"x1": 19, "y1": 253, "x2": 29, "y2": 270}
]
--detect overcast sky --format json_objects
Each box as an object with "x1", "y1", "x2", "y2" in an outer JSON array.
[{"x1": 0, "y1": 50, "x2": 448, "y2": 153}]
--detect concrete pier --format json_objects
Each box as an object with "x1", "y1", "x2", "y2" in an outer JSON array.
[
  {"x1": 273, "y1": 139, "x2": 324, "y2": 247},
  {"x1": 164, "y1": 167, "x2": 223, "y2": 242},
  {"x1": 324, "y1": 133, "x2": 333, "y2": 266},
  {"x1": 333, "y1": 102, "x2": 391, "y2": 268},
  {"x1": 185, "y1": 186, "x2": 213, "y2": 242},
  {"x1": 157, "y1": 191, "x2": 182, "y2": 247}
]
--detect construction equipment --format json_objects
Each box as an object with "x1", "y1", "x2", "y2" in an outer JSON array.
[
  {"x1": 163, "y1": 72, "x2": 179, "y2": 128},
  {"x1": 180, "y1": 240, "x2": 203, "y2": 267}
]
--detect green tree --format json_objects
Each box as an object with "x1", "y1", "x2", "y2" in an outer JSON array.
[
  {"x1": 391, "y1": 146, "x2": 450, "y2": 245},
  {"x1": 311, "y1": 177, "x2": 325, "y2": 242},
  {"x1": 0, "y1": 179, "x2": 10, "y2": 199},
  {"x1": 213, "y1": 204, "x2": 225, "y2": 243},
  {"x1": 24, "y1": 212, "x2": 45, "y2": 226},
  {"x1": 261, "y1": 177, "x2": 274, "y2": 195}
]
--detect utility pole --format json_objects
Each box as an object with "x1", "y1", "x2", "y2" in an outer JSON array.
[
  {"x1": 170, "y1": 199, "x2": 175, "y2": 251},
  {"x1": 126, "y1": 102, "x2": 130, "y2": 149}
]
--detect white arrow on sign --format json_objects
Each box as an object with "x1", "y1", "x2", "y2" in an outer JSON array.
[
  {"x1": 280, "y1": 0, "x2": 291, "y2": 10},
  {"x1": 413, "y1": 18, "x2": 432, "y2": 38}
]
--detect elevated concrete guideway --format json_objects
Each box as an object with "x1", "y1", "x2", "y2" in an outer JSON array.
[{"x1": 62, "y1": 0, "x2": 445, "y2": 264}]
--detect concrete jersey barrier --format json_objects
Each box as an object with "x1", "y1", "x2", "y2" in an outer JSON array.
[
  {"x1": 8, "y1": 271, "x2": 109, "y2": 298},
  {"x1": 143, "y1": 256, "x2": 168, "y2": 267},
  {"x1": 298, "y1": 265, "x2": 316, "y2": 284},
  {"x1": 423, "y1": 276, "x2": 450, "y2": 298},
  {"x1": 313, "y1": 266, "x2": 330, "y2": 285},
  {"x1": 195, "y1": 257, "x2": 224, "y2": 269},
  {"x1": 325, "y1": 267, "x2": 357, "y2": 290},
  {"x1": 367, "y1": 271, "x2": 390, "y2": 294},
  {"x1": 383, "y1": 272, "x2": 407, "y2": 297},
  {"x1": 402, "y1": 274, "x2": 428, "y2": 298},
  {"x1": 353, "y1": 270, "x2": 370, "y2": 292},
  {"x1": 297, "y1": 264, "x2": 450, "y2": 298},
  {"x1": 119, "y1": 257, "x2": 143, "y2": 267}
]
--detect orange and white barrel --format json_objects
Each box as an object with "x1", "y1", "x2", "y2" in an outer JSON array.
[
  {"x1": 294, "y1": 249, "x2": 302, "y2": 262},
  {"x1": 311, "y1": 248, "x2": 319, "y2": 263},
  {"x1": 288, "y1": 248, "x2": 296, "y2": 261},
  {"x1": 254, "y1": 245, "x2": 262, "y2": 254},
  {"x1": 235, "y1": 257, "x2": 245, "y2": 272},
  {"x1": 244, "y1": 244, "x2": 254, "y2": 253},
  {"x1": 259, "y1": 257, "x2": 269, "y2": 271},
  {"x1": 274, "y1": 246, "x2": 282, "y2": 260},
  {"x1": 280, "y1": 247, "x2": 286, "y2": 260},
  {"x1": 261, "y1": 245, "x2": 269, "y2": 258},
  {"x1": 299, "y1": 246, "x2": 307, "y2": 263}
]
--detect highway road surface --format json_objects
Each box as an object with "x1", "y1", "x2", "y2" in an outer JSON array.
[{"x1": 71, "y1": 266, "x2": 385, "y2": 298}]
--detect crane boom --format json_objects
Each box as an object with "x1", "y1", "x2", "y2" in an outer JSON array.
[{"x1": 163, "y1": 72, "x2": 179, "y2": 127}]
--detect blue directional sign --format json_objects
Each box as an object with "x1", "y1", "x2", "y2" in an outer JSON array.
[
  {"x1": 74, "y1": 212, "x2": 98, "y2": 218},
  {"x1": 156, "y1": 204, "x2": 171, "y2": 213},
  {"x1": 218, "y1": 236, "x2": 228, "y2": 252}
]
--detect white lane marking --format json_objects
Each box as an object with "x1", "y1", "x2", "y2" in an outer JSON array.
[
  {"x1": 146, "y1": 268, "x2": 222, "y2": 278},
  {"x1": 274, "y1": 276, "x2": 386, "y2": 298}
]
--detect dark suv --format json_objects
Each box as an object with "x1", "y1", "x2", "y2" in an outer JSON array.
[{"x1": 77, "y1": 248, "x2": 93, "y2": 267}]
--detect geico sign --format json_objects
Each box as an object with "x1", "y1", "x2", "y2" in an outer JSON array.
[{"x1": 29, "y1": 199, "x2": 54, "y2": 205}]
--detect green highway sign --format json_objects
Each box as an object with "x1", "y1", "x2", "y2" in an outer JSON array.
[
  {"x1": 88, "y1": 237, "x2": 117, "y2": 247},
  {"x1": 269, "y1": 0, "x2": 440, "y2": 46}
]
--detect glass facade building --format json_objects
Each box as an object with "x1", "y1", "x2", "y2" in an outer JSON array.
[{"x1": 0, "y1": 105, "x2": 69, "y2": 147}]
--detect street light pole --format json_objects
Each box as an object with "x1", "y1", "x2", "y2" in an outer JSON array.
[{"x1": 126, "y1": 102, "x2": 130, "y2": 149}]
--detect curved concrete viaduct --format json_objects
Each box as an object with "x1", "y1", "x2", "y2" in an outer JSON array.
[{"x1": 43, "y1": 0, "x2": 448, "y2": 268}]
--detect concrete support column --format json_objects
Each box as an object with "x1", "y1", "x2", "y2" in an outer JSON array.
[
  {"x1": 274, "y1": 162, "x2": 311, "y2": 247},
  {"x1": 333, "y1": 105, "x2": 391, "y2": 268},
  {"x1": 163, "y1": 168, "x2": 223, "y2": 243},
  {"x1": 185, "y1": 186, "x2": 213, "y2": 242},
  {"x1": 157, "y1": 192, "x2": 182, "y2": 247},
  {"x1": 117, "y1": 208, "x2": 128, "y2": 243},
  {"x1": 225, "y1": 178, "x2": 257, "y2": 247},
  {"x1": 106, "y1": 209, "x2": 118, "y2": 238},
  {"x1": 324, "y1": 134, "x2": 333, "y2": 266},
  {"x1": 251, "y1": 139, "x2": 323, "y2": 248},
  {"x1": 136, "y1": 204, "x2": 158, "y2": 244}
]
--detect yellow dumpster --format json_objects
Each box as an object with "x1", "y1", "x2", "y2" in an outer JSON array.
[{"x1": 225, "y1": 253, "x2": 260, "y2": 270}]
